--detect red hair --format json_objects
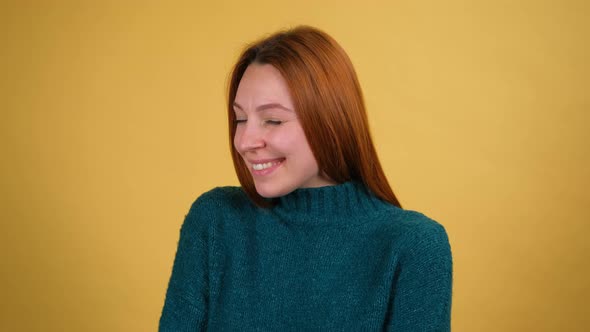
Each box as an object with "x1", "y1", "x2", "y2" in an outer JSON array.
[{"x1": 227, "y1": 26, "x2": 401, "y2": 208}]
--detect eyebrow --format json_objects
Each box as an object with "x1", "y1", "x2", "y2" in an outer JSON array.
[{"x1": 233, "y1": 102, "x2": 293, "y2": 113}]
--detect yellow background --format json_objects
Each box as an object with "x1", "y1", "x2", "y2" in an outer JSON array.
[{"x1": 2, "y1": 1, "x2": 588, "y2": 331}]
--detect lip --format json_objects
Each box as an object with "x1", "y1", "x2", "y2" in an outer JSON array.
[{"x1": 248, "y1": 158, "x2": 285, "y2": 177}]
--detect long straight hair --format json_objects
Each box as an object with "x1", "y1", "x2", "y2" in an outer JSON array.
[{"x1": 227, "y1": 26, "x2": 401, "y2": 208}]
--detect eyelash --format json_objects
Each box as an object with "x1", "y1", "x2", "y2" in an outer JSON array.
[
  {"x1": 234, "y1": 119, "x2": 283, "y2": 126},
  {"x1": 265, "y1": 120, "x2": 282, "y2": 125}
]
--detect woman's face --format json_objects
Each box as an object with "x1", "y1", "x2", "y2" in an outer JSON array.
[{"x1": 233, "y1": 64, "x2": 334, "y2": 198}]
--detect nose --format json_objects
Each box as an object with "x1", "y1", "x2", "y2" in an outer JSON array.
[{"x1": 234, "y1": 122, "x2": 266, "y2": 153}]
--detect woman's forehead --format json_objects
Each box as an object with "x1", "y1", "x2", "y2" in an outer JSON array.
[{"x1": 234, "y1": 64, "x2": 294, "y2": 111}]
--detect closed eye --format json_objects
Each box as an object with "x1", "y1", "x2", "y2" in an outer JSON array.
[
  {"x1": 265, "y1": 120, "x2": 282, "y2": 125},
  {"x1": 234, "y1": 119, "x2": 247, "y2": 125}
]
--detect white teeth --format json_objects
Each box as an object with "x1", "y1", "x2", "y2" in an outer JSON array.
[{"x1": 252, "y1": 161, "x2": 280, "y2": 170}]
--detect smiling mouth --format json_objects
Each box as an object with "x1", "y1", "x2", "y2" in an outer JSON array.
[
  {"x1": 252, "y1": 160, "x2": 281, "y2": 170},
  {"x1": 250, "y1": 158, "x2": 285, "y2": 175}
]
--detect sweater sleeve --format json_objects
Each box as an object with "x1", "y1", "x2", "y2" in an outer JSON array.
[
  {"x1": 387, "y1": 220, "x2": 453, "y2": 332},
  {"x1": 159, "y1": 196, "x2": 211, "y2": 331}
]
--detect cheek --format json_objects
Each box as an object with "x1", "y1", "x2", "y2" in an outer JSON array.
[
  {"x1": 266, "y1": 125, "x2": 300, "y2": 153},
  {"x1": 275, "y1": 126, "x2": 315, "y2": 161},
  {"x1": 233, "y1": 128, "x2": 242, "y2": 152},
  {"x1": 267, "y1": 132, "x2": 293, "y2": 149}
]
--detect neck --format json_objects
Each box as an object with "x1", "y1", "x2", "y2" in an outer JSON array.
[{"x1": 270, "y1": 181, "x2": 391, "y2": 227}]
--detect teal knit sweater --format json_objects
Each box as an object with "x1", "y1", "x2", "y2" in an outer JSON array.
[{"x1": 159, "y1": 181, "x2": 452, "y2": 331}]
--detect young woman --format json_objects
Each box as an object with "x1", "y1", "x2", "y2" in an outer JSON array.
[{"x1": 160, "y1": 26, "x2": 453, "y2": 331}]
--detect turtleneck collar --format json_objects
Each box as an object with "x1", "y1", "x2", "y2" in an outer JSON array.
[{"x1": 270, "y1": 181, "x2": 391, "y2": 227}]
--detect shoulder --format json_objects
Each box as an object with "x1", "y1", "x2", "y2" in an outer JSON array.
[
  {"x1": 387, "y1": 208, "x2": 452, "y2": 268},
  {"x1": 370, "y1": 203, "x2": 448, "y2": 238},
  {"x1": 188, "y1": 186, "x2": 252, "y2": 214},
  {"x1": 180, "y1": 186, "x2": 253, "y2": 233},
  {"x1": 370, "y1": 205, "x2": 451, "y2": 257},
  {"x1": 395, "y1": 209, "x2": 449, "y2": 243}
]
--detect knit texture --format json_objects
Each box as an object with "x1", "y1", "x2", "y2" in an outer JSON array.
[{"x1": 159, "y1": 181, "x2": 453, "y2": 331}]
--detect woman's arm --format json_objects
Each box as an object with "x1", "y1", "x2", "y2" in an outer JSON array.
[
  {"x1": 387, "y1": 222, "x2": 453, "y2": 331},
  {"x1": 159, "y1": 197, "x2": 211, "y2": 331}
]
